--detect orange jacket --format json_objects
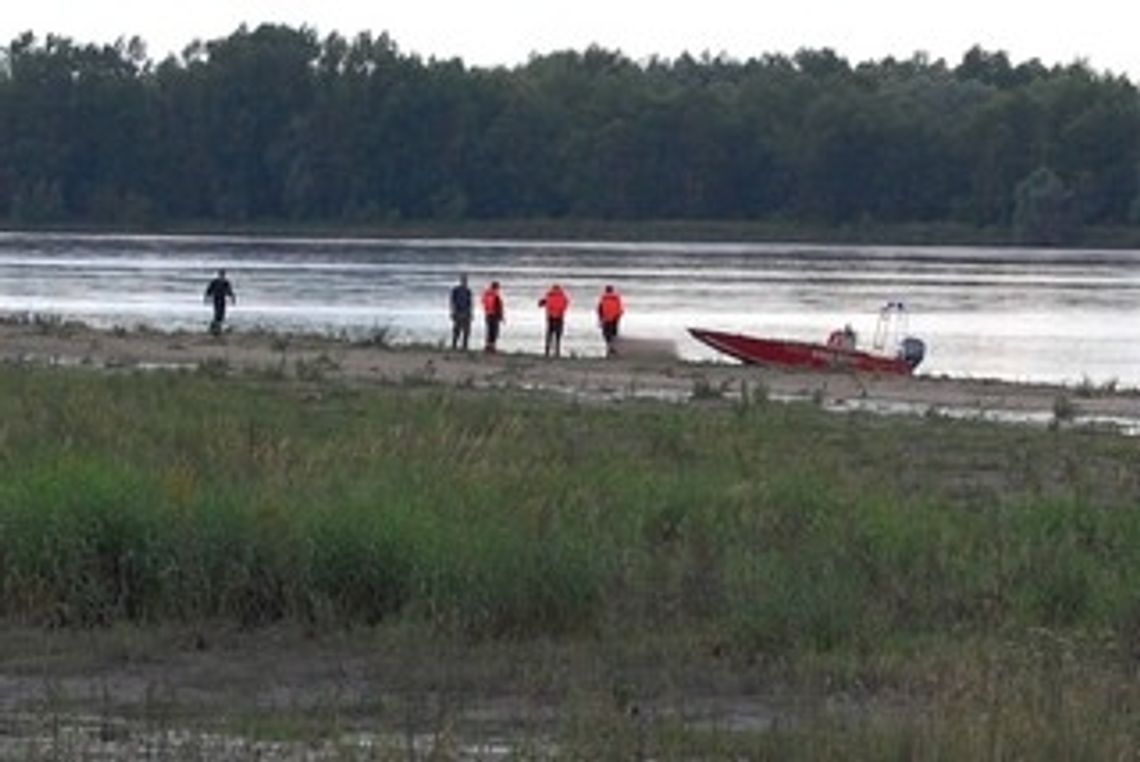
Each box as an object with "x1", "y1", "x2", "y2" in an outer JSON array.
[
  {"x1": 482, "y1": 286, "x2": 503, "y2": 318},
  {"x1": 597, "y1": 291, "x2": 624, "y2": 322},
  {"x1": 540, "y1": 286, "x2": 569, "y2": 319}
]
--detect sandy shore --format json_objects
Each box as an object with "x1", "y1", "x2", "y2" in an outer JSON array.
[{"x1": 3, "y1": 319, "x2": 1139, "y2": 432}]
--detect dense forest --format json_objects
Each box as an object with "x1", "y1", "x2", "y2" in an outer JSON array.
[{"x1": 1, "y1": 24, "x2": 1138, "y2": 242}]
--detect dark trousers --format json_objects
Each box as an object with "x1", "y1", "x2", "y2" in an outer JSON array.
[
  {"x1": 601, "y1": 320, "x2": 619, "y2": 354},
  {"x1": 452, "y1": 316, "x2": 471, "y2": 350},
  {"x1": 210, "y1": 301, "x2": 228, "y2": 335},
  {"x1": 545, "y1": 317, "x2": 564, "y2": 357},
  {"x1": 485, "y1": 316, "x2": 501, "y2": 351}
]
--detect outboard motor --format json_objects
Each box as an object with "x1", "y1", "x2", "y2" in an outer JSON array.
[{"x1": 899, "y1": 337, "x2": 926, "y2": 370}]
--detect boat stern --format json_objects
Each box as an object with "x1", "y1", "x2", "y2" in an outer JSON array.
[{"x1": 900, "y1": 336, "x2": 926, "y2": 370}]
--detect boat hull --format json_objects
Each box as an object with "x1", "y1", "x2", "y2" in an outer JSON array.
[{"x1": 689, "y1": 328, "x2": 915, "y2": 375}]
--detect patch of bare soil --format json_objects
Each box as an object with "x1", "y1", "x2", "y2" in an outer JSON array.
[
  {"x1": 0, "y1": 625, "x2": 878, "y2": 758},
  {"x1": 3, "y1": 320, "x2": 1139, "y2": 431}
]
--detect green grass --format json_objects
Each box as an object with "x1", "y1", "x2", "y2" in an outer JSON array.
[
  {"x1": 3, "y1": 364, "x2": 1140, "y2": 647},
  {"x1": 4, "y1": 363, "x2": 1140, "y2": 754}
]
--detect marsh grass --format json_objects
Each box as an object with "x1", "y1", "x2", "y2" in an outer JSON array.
[
  {"x1": 4, "y1": 364, "x2": 1140, "y2": 752},
  {"x1": 1052, "y1": 392, "x2": 1077, "y2": 421},
  {"x1": 351, "y1": 324, "x2": 395, "y2": 348},
  {"x1": 689, "y1": 375, "x2": 728, "y2": 400},
  {"x1": 0, "y1": 311, "x2": 80, "y2": 335},
  {"x1": 3, "y1": 364, "x2": 1140, "y2": 645}
]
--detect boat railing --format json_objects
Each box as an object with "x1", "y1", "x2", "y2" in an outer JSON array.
[{"x1": 871, "y1": 301, "x2": 909, "y2": 353}]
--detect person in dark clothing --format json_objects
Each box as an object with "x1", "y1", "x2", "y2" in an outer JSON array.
[
  {"x1": 204, "y1": 269, "x2": 236, "y2": 334},
  {"x1": 450, "y1": 274, "x2": 473, "y2": 350}
]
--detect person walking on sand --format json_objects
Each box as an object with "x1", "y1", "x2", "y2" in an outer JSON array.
[
  {"x1": 538, "y1": 283, "x2": 569, "y2": 358},
  {"x1": 482, "y1": 280, "x2": 504, "y2": 353},
  {"x1": 204, "y1": 268, "x2": 236, "y2": 335},
  {"x1": 596, "y1": 284, "x2": 624, "y2": 356},
  {"x1": 450, "y1": 273, "x2": 473, "y2": 351}
]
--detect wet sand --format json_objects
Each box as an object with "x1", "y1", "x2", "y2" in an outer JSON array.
[{"x1": 3, "y1": 319, "x2": 1139, "y2": 431}]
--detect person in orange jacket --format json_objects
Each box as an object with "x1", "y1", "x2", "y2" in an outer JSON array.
[
  {"x1": 596, "y1": 284, "x2": 624, "y2": 356},
  {"x1": 482, "y1": 281, "x2": 505, "y2": 353},
  {"x1": 538, "y1": 283, "x2": 569, "y2": 357}
]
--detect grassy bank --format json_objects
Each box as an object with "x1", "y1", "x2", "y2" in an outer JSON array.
[{"x1": 3, "y1": 363, "x2": 1140, "y2": 754}]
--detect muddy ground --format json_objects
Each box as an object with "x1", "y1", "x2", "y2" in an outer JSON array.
[{"x1": 0, "y1": 623, "x2": 868, "y2": 759}]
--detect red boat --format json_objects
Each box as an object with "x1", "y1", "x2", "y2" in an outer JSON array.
[{"x1": 689, "y1": 303, "x2": 926, "y2": 375}]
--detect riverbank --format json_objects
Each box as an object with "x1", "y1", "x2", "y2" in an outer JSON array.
[
  {"x1": 3, "y1": 319, "x2": 1140, "y2": 756},
  {"x1": 3, "y1": 317, "x2": 1140, "y2": 433},
  {"x1": 7, "y1": 218, "x2": 1140, "y2": 249}
]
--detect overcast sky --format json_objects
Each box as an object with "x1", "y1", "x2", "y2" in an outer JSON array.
[{"x1": 2, "y1": 0, "x2": 1135, "y2": 80}]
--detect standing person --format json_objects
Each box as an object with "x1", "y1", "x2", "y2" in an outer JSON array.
[
  {"x1": 204, "y1": 268, "x2": 236, "y2": 335},
  {"x1": 450, "y1": 274, "x2": 473, "y2": 350},
  {"x1": 596, "y1": 284, "x2": 624, "y2": 356},
  {"x1": 538, "y1": 283, "x2": 569, "y2": 357},
  {"x1": 482, "y1": 280, "x2": 504, "y2": 353}
]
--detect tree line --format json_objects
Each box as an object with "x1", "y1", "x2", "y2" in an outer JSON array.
[{"x1": 1, "y1": 25, "x2": 1138, "y2": 243}]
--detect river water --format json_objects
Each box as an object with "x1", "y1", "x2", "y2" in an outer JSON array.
[{"x1": 2, "y1": 232, "x2": 1139, "y2": 386}]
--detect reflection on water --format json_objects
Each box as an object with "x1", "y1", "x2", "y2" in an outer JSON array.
[{"x1": 2, "y1": 232, "x2": 1140, "y2": 386}]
